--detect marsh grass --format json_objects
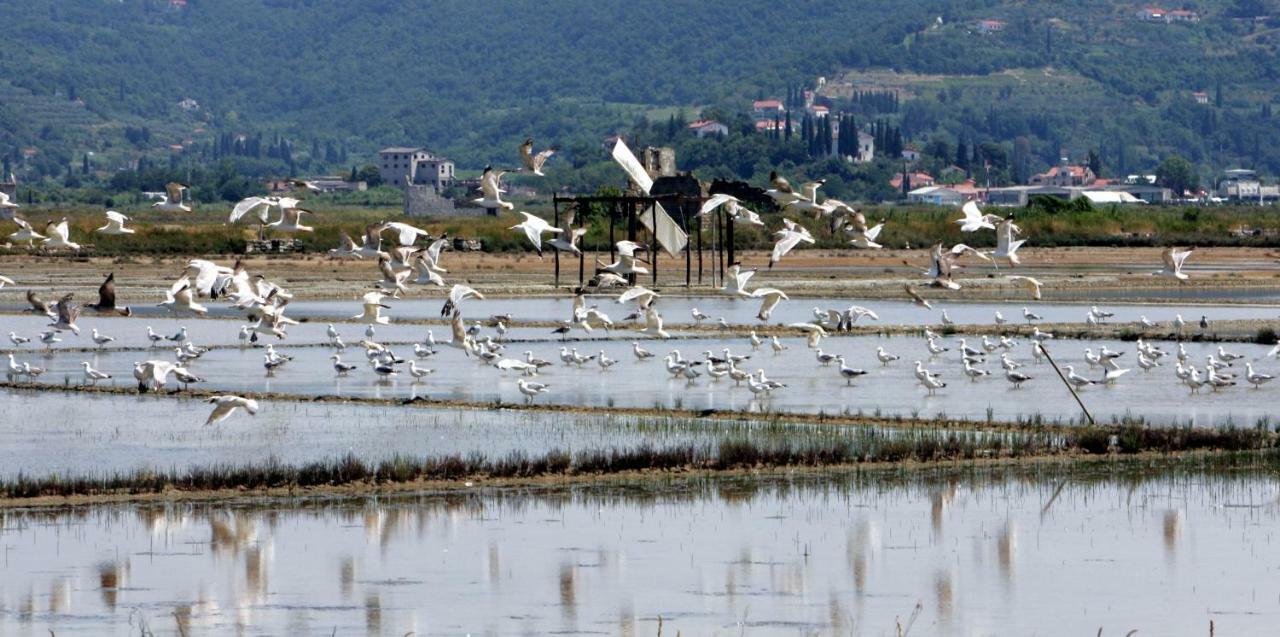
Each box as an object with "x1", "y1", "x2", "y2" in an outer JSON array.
[{"x1": 4, "y1": 418, "x2": 1275, "y2": 500}]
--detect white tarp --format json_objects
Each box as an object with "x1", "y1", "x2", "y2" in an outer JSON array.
[
  {"x1": 1081, "y1": 190, "x2": 1144, "y2": 204},
  {"x1": 611, "y1": 140, "x2": 688, "y2": 256}
]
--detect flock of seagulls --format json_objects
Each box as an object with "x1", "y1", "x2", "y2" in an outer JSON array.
[{"x1": 0, "y1": 138, "x2": 1255, "y2": 428}]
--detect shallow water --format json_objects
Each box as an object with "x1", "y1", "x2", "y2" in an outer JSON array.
[
  {"x1": 0, "y1": 390, "x2": 921, "y2": 481},
  {"x1": 2, "y1": 469, "x2": 1277, "y2": 635},
  {"x1": 280, "y1": 295, "x2": 1280, "y2": 328},
  {"x1": 16, "y1": 333, "x2": 1280, "y2": 427}
]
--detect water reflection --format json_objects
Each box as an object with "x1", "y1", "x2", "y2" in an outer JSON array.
[{"x1": 2, "y1": 468, "x2": 1278, "y2": 634}]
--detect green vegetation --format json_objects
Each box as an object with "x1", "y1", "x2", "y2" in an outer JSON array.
[
  {"x1": 2, "y1": 0, "x2": 1280, "y2": 201},
  {"x1": 2, "y1": 422, "x2": 1275, "y2": 500}
]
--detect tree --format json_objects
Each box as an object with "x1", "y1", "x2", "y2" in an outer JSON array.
[
  {"x1": 1155, "y1": 156, "x2": 1199, "y2": 195},
  {"x1": 1086, "y1": 149, "x2": 1101, "y2": 178},
  {"x1": 355, "y1": 164, "x2": 383, "y2": 188}
]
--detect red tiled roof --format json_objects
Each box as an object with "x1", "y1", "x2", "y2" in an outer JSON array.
[
  {"x1": 688, "y1": 120, "x2": 722, "y2": 129},
  {"x1": 755, "y1": 120, "x2": 782, "y2": 131},
  {"x1": 753, "y1": 99, "x2": 784, "y2": 109}
]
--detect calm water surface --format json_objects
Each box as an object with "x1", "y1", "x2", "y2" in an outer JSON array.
[{"x1": 1, "y1": 470, "x2": 1276, "y2": 635}]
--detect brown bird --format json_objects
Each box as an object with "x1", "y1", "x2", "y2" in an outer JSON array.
[
  {"x1": 904, "y1": 284, "x2": 933, "y2": 310},
  {"x1": 85, "y1": 273, "x2": 132, "y2": 316}
]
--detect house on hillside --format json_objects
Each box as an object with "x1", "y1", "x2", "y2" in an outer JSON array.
[
  {"x1": 891, "y1": 172, "x2": 935, "y2": 190},
  {"x1": 901, "y1": 146, "x2": 921, "y2": 162},
  {"x1": 752, "y1": 99, "x2": 785, "y2": 122},
  {"x1": 1192, "y1": 91, "x2": 1210, "y2": 105},
  {"x1": 755, "y1": 119, "x2": 783, "y2": 134},
  {"x1": 688, "y1": 120, "x2": 728, "y2": 138},
  {"x1": 855, "y1": 132, "x2": 875, "y2": 163},
  {"x1": 1169, "y1": 9, "x2": 1200, "y2": 22},
  {"x1": 1135, "y1": 7, "x2": 1167, "y2": 21},
  {"x1": 1028, "y1": 157, "x2": 1096, "y2": 187},
  {"x1": 975, "y1": 19, "x2": 1006, "y2": 34},
  {"x1": 378, "y1": 146, "x2": 455, "y2": 190}
]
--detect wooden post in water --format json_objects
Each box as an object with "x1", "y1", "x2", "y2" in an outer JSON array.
[
  {"x1": 696, "y1": 206, "x2": 703, "y2": 285},
  {"x1": 552, "y1": 196, "x2": 560, "y2": 288},
  {"x1": 1038, "y1": 342, "x2": 1095, "y2": 425},
  {"x1": 577, "y1": 204, "x2": 585, "y2": 287},
  {"x1": 650, "y1": 200, "x2": 658, "y2": 286}
]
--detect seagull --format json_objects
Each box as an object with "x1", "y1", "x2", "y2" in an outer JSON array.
[
  {"x1": 1173, "y1": 314, "x2": 1186, "y2": 331},
  {"x1": 39, "y1": 331, "x2": 61, "y2": 347},
  {"x1": 904, "y1": 285, "x2": 932, "y2": 309},
  {"x1": 407, "y1": 360, "x2": 434, "y2": 381},
  {"x1": 940, "y1": 309, "x2": 954, "y2": 326},
  {"x1": 0, "y1": 191, "x2": 17, "y2": 210},
  {"x1": 510, "y1": 211, "x2": 560, "y2": 256},
  {"x1": 50, "y1": 294, "x2": 81, "y2": 334},
  {"x1": 354, "y1": 290, "x2": 392, "y2": 325},
  {"x1": 330, "y1": 355, "x2": 358, "y2": 376},
  {"x1": 7, "y1": 215, "x2": 45, "y2": 247},
  {"x1": 955, "y1": 200, "x2": 998, "y2": 232},
  {"x1": 546, "y1": 207, "x2": 587, "y2": 255},
  {"x1": 42, "y1": 218, "x2": 80, "y2": 250},
  {"x1": 1005, "y1": 368, "x2": 1032, "y2": 388},
  {"x1": 204, "y1": 396, "x2": 259, "y2": 426},
  {"x1": 597, "y1": 240, "x2": 649, "y2": 276},
  {"x1": 994, "y1": 311, "x2": 1007, "y2": 325},
  {"x1": 1062, "y1": 365, "x2": 1095, "y2": 389},
  {"x1": 843, "y1": 210, "x2": 884, "y2": 249},
  {"x1": 1139, "y1": 315, "x2": 1157, "y2": 329},
  {"x1": 153, "y1": 182, "x2": 191, "y2": 212},
  {"x1": 962, "y1": 360, "x2": 991, "y2": 381},
  {"x1": 519, "y1": 138, "x2": 557, "y2": 176},
  {"x1": 768, "y1": 219, "x2": 815, "y2": 268},
  {"x1": 266, "y1": 205, "x2": 314, "y2": 233},
  {"x1": 159, "y1": 278, "x2": 208, "y2": 316},
  {"x1": 441, "y1": 283, "x2": 484, "y2": 316},
  {"x1": 1199, "y1": 315, "x2": 1210, "y2": 330},
  {"x1": 376, "y1": 255, "x2": 412, "y2": 297},
  {"x1": 752, "y1": 288, "x2": 789, "y2": 321},
  {"x1": 835, "y1": 356, "x2": 867, "y2": 384},
  {"x1": 516, "y1": 378, "x2": 549, "y2": 403},
  {"x1": 85, "y1": 273, "x2": 131, "y2": 316},
  {"x1": 8, "y1": 332, "x2": 28, "y2": 346},
  {"x1": 80, "y1": 362, "x2": 112, "y2": 384},
  {"x1": 96, "y1": 211, "x2": 135, "y2": 235},
  {"x1": 691, "y1": 307, "x2": 710, "y2": 323},
  {"x1": 815, "y1": 349, "x2": 839, "y2": 366},
  {"x1": 721, "y1": 263, "x2": 756, "y2": 298},
  {"x1": 1022, "y1": 307, "x2": 1042, "y2": 324},
  {"x1": 915, "y1": 362, "x2": 946, "y2": 393},
  {"x1": 876, "y1": 347, "x2": 900, "y2": 365},
  {"x1": 1155, "y1": 247, "x2": 1194, "y2": 281},
  {"x1": 993, "y1": 216, "x2": 1026, "y2": 266},
  {"x1": 770, "y1": 336, "x2": 787, "y2": 354},
  {"x1": 630, "y1": 341, "x2": 654, "y2": 360},
  {"x1": 1090, "y1": 306, "x2": 1115, "y2": 322},
  {"x1": 1217, "y1": 346, "x2": 1243, "y2": 362},
  {"x1": 1246, "y1": 363, "x2": 1275, "y2": 388},
  {"x1": 474, "y1": 166, "x2": 514, "y2": 211},
  {"x1": 597, "y1": 351, "x2": 618, "y2": 370},
  {"x1": 1007, "y1": 276, "x2": 1042, "y2": 300}
]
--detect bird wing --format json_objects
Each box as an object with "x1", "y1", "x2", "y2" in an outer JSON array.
[
  {"x1": 481, "y1": 168, "x2": 504, "y2": 199},
  {"x1": 699, "y1": 193, "x2": 737, "y2": 216},
  {"x1": 229, "y1": 197, "x2": 269, "y2": 223},
  {"x1": 12, "y1": 215, "x2": 31, "y2": 231},
  {"x1": 450, "y1": 311, "x2": 466, "y2": 341},
  {"x1": 337, "y1": 231, "x2": 358, "y2": 252},
  {"x1": 736, "y1": 266, "x2": 756, "y2": 289},
  {"x1": 958, "y1": 200, "x2": 982, "y2": 225},
  {"x1": 770, "y1": 171, "x2": 793, "y2": 193},
  {"x1": 382, "y1": 221, "x2": 429, "y2": 246},
  {"x1": 449, "y1": 284, "x2": 483, "y2": 304},
  {"x1": 165, "y1": 182, "x2": 186, "y2": 203},
  {"x1": 615, "y1": 240, "x2": 642, "y2": 257},
  {"x1": 98, "y1": 273, "x2": 116, "y2": 308},
  {"x1": 904, "y1": 285, "x2": 930, "y2": 305},
  {"x1": 770, "y1": 231, "x2": 808, "y2": 263},
  {"x1": 618, "y1": 285, "x2": 657, "y2": 305},
  {"x1": 1007, "y1": 275, "x2": 1042, "y2": 299},
  {"x1": 532, "y1": 148, "x2": 556, "y2": 173},
  {"x1": 1168, "y1": 247, "x2": 1193, "y2": 271},
  {"x1": 105, "y1": 210, "x2": 129, "y2": 225},
  {"x1": 56, "y1": 294, "x2": 78, "y2": 324}
]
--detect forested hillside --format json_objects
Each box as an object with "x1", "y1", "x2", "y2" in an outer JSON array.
[{"x1": 1, "y1": 0, "x2": 1278, "y2": 197}]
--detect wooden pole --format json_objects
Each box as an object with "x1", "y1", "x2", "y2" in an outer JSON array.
[
  {"x1": 696, "y1": 206, "x2": 703, "y2": 285},
  {"x1": 650, "y1": 200, "x2": 658, "y2": 286},
  {"x1": 552, "y1": 197, "x2": 560, "y2": 288},
  {"x1": 1038, "y1": 342, "x2": 1095, "y2": 425},
  {"x1": 577, "y1": 204, "x2": 585, "y2": 287}
]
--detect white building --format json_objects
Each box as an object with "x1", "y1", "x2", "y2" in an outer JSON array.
[{"x1": 378, "y1": 146, "x2": 455, "y2": 190}]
